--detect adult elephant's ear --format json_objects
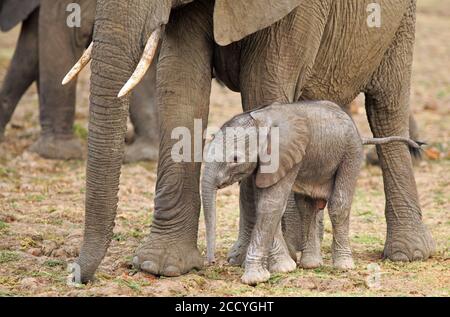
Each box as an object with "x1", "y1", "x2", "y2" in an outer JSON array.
[
  {"x1": 250, "y1": 104, "x2": 310, "y2": 188},
  {"x1": 0, "y1": 0, "x2": 40, "y2": 32},
  {"x1": 214, "y1": 0, "x2": 303, "y2": 46}
]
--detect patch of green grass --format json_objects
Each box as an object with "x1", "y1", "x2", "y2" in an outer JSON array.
[
  {"x1": 73, "y1": 123, "x2": 88, "y2": 141},
  {"x1": 27, "y1": 194, "x2": 46, "y2": 203},
  {"x1": 0, "y1": 167, "x2": 17, "y2": 178},
  {"x1": 352, "y1": 234, "x2": 383, "y2": 245},
  {"x1": 115, "y1": 278, "x2": 142, "y2": 292},
  {"x1": 129, "y1": 229, "x2": 143, "y2": 239},
  {"x1": 0, "y1": 221, "x2": 9, "y2": 231},
  {"x1": 433, "y1": 190, "x2": 448, "y2": 206},
  {"x1": 44, "y1": 259, "x2": 66, "y2": 268},
  {"x1": 29, "y1": 270, "x2": 66, "y2": 284},
  {"x1": 113, "y1": 233, "x2": 126, "y2": 241},
  {"x1": 0, "y1": 251, "x2": 20, "y2": 264},
  {"x1": 268, "y1": 273, "x2": 286, "y2": 285}
]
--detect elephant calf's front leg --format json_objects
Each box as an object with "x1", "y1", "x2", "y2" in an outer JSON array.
[{"x1": 242, "y1": 171, "x2": 298, "y2": 285}]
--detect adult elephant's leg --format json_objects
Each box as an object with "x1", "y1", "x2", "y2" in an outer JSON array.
[
  {"x1": 29, "y1": 0, "x2": 87, "y2": 159},
  {"x1": 366, "y1": 113, "x2": 421, "y2": 166},
  {"x1": 235, "y1": 3, "x2": 329, "y2": 266},
  {"x1": 125, "y1": 58, "x2": 159, "y2": 163},
  {"x1": 0, "y1": 9, "x2": 39, "y2": 141},
  {"x1": 365, "y1": 4, "x2": 435, "y2": 262},
  {"x1": 133, "y1": 1, "x2": 214, "y2": 277}
]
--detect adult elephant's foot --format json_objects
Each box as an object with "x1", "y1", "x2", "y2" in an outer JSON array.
[
  {"x1": 299, "y1": 251, "x2": 323, "y2": 269},
  {"x1": 268, "y1": 230, "x2": 297, "y2": 273},
  {"x1": 28, "y1": 135, "x2": 84, "y2": 160},
  {"x1": 227, "y1": 237, "x2": 250, "y2": 266},
  {"x1": 268, "y1": 252, "x2": 296, "y2": 274},
  {"x1": 124, "y1": 137, "x2": 159, "y2": 163},
  {"x1": 241, "y1": 264, "x2": 270, "y2": 286},
  {"x1": 383, "y1": 223, "x2": 435, "y2": 262},
  {"x1": 133, "y1": 238, "x2": 203, "y2": 277},
  {"x1": 333, "y1": 255, "x2": 355, "y2": 271}
]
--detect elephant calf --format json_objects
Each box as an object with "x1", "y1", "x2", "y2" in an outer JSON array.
[{"x1": 201, "y1": 100, "x2": 422, "y2": 285}]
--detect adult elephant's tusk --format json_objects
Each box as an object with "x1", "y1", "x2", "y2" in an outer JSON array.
[
  {"x1": 118, "y1": 27, "x2": 161, "y2": 98},
  {"x1": 62, "y1": 42, "x2": 93, "y2": 85}
]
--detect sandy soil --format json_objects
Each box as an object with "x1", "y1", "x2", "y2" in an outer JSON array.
[{"x1": 0, "y1": 2, "x2": 449, "y2": 296}]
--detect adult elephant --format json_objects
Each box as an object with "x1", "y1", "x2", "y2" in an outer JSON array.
[
  {"x1": 0, "y1": 0, "x2": 159, "y2": 162},
  {"x1": 74, "y1": 0, "x2": 435, "y2": 283}
]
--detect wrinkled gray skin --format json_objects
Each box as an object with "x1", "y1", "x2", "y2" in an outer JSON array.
[
  {"x1": 0, "y1": 0, "x2": 159, "y2": 162},
  {"x1": 202, "y1": 101, "x2": 422, "y2": 285},
  {"x1": 341, "y1": 104, "x2": 421, "y2": 166},
  {"x1": 76, "y1": 0, "x2": 435, "y2": 283}
]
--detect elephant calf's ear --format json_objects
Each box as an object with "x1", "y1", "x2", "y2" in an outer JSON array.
[
  {"x1": 213, "y1": 0, "x2": 303, "y2": 46},
  {"x1": 250, "y1": 105, "x2": 310, "y2": 188}
]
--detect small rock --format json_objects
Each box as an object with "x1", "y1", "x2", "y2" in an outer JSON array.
[
  {"x1": 423, "y1": 99, "x2": 438, "y2": 111},
  {"x1": 42, "y1": 241, "x2": 59, "y2": 256},
  {"x1": 28, "y1": 248, "x2": 43, "y2": 257},
  {"x1": 0, "y1": 215, "x2": 16, "y2": 223},
  {"x1": 52, "y1": 248, "x2": 67, "y2": 258},
  {"x1": 63, "y1": 246, "x2": 80, "y2": 258},
  {"x1": 20, "y1": 277, "x2": 39, "y2": 290}
]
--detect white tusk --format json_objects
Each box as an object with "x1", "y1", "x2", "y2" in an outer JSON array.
[
  {"x1": 118, "y1": 28, "x2": 161, "y2": 98},
  {"x1": 62, "y1": 42, "x2": 93, "y2": 85}
]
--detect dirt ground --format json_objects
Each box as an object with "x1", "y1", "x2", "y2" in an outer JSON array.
[{"x1": 0, "y1": 2, "x2": 449, "y2": 297}]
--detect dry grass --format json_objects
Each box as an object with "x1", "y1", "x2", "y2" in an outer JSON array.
[{"x1": 0, "y1": 2, "x2": 449, "y2": 296}]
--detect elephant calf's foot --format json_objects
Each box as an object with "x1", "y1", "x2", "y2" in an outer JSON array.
[
  {"x1": 227, "y1": 237, "x2": 250, "y2": 266},
  {"x1": 29, "y1": 135, "x2": 84, "y2": 160},
  {"x1": 299, "y1": 251, "x2": 323, "y2": 269},
  {"x1": 333, "y1": 255, "x2": 355, "y2": 271},
  {"x1": 241, "y1": 264, "x2": 271, "y2": 286},
  {"x1": 383, "y1": 223, "x2": 435, "y2": 262},
  {"x1": 124, "y1": 138, "x2": 159, "y2": 163},
  {"x1": 133, "y1": 239, "x2": 203, "y2": 277}
]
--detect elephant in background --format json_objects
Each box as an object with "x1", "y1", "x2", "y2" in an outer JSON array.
[
  {"x1": 0, "y1": 0, "x2": 159, "y2": 162},
  {"x1": 73, "y1": 0, "x2": 435, "y2": 283}
]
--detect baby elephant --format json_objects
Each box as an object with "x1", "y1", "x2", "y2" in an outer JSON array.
[{"x1": 201, "y1": 100, "x2": 421, "y2": 285}]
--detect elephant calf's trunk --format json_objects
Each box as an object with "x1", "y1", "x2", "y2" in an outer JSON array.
[{"x1": 202, "y1": 178, "x2": 218, "y2": 264}]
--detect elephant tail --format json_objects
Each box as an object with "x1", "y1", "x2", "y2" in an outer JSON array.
[{"x1": 362, "y1": 137, "x2": 426, "y2": 159}]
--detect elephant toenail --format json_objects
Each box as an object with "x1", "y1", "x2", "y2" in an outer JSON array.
[
  {"x1": 141, "y1": 261, "x2": 159, "y2": 274},
  {"x1": 132, "y1": 256, "x2": 140, "y2": 269},
  {"x1": 164, "y1": 266, "x2": 181, "y2": 277},
  {"x1": 413, "y1": 251, "x2": 424, "y2": 261},
  {"x1": 390, "y1": 252, "x2": 410, "y2": 262}
]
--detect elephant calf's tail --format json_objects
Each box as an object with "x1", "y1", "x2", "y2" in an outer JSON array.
[{"x1": 362, "y1": 137, "x2": 426, "y2": 159}]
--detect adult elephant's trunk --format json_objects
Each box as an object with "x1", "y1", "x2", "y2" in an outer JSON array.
[
  {"x1": 75, "y1": 0, "x2": 171, "y2": 283},
  {"x1": 201, "y1": 168, "x2": 219, "y2": 264}
]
